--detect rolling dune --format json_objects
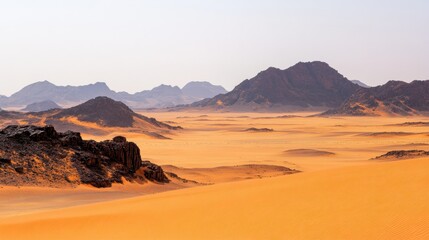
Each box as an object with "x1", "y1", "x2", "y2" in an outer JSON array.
[{"x1": 1, "y1": 158, "x2": 428, "y2": 240}]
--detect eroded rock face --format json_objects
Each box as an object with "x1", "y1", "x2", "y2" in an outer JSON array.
[
  {"x1": 141, "y1": 161, "x2": 169, "y2": 183},
  {"x1": 0, "y1": 125, "x2": 169, "y2": 188},
  {"x1": 97, "y1": 138, "x2": 142, "y2": 172}
]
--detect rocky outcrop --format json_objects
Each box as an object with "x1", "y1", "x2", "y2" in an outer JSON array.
[
  {"x1": 0, "y1": 125, "x2": 169, "y2": 188},
  {"x1": 374, "y1": 150, "x2": 429, "y2": 160},
  {"x1": 141, "y1": 161, "x2": 170, "y2": 183}
]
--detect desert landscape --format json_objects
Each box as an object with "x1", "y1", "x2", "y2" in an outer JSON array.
[
  {"x1": 1, "y1": 109, "x2": 429, "y2": 239},
  {"x1": 1, "y1": 1, "x2": 428, "y2": 239}
]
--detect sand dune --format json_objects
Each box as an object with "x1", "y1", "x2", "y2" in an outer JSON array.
[
  {"x1": 1, "y1": 158, "x2": 428, "y2": 239},
  {"x1": 163, "y1": 164, "x2": 298, "y2": 184}
]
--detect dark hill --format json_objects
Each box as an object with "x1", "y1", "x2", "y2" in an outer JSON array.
[
  {"x1": 192, "y1": 61, "x2": 361, "y2": 110},
  {"x1": 53, "y1": 96, "x2": 178, "y2": 129},
  {"x1": 323, "y1": 80, "x2": 429, "y2": 116}
]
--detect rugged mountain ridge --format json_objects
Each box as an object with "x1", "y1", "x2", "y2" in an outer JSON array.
[
  {"x1": 0, "y1": 125, "x2": 169, "y2": 188},
  {"x1": 0, "y1": 81, "x2": 227, "y2": 109},
  {"x1": 323, "y1": 80, "x2": 429, "y2": 116},
  {"x1": 192, "y1": 61, "x2": 362, "y2": 110}
]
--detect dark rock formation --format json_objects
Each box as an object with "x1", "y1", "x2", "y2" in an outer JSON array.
[
  {"x1": 0, "y1": 158, "x2": 11, "y2": 164},
  {"x1": 245, "y1": 128, "x2": 274, "y2": 132},
  {"x1": 0, "y1": 125, "x2": 169, "y2": 188},
  {"x1": 192, "y1": 61, "x2": 362, "y2": 110},
  {"x1": 374, "y1": 150, "x2": 429, "y2": 160},
  {"x1": 141, "y1": 161, "x2": 170, "y2": 183}
]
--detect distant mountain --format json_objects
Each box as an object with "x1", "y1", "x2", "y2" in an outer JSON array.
[
  {"x1": 323, "y1": 80, "x2": 429, "y2": 116},
  {"x1": 22, "y1": 100, "x2": 62, "y2": 112},
  {"x1": 52, "y1": 96, "x2": 179, "y2": 129},
  {"x1": 0, "y1": 95, "x2": 6, "y2": 108},
  {"x1": 351, "y1": 80, "x2": 371, "y2": 88},
  {"x1": 1, "y1": 81, "x2": 227, "y2": 109},
  {"x1": 192, "y1": 61, "x2": 362, "y2": 110},
  {"x1": 2, "y1": 81, "x2": 115, "y2": 108},
  {"x1": 124, "y1": 85, "x2": 196, "y2": 109},
  {"x1": 182, "y1": 81, "x2": 227, "y2": 99}
]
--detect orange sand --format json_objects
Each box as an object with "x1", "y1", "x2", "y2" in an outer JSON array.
[
  {"x1": 2, "y1": 112, "x2": 429, "y2": 239},
  {"x1": 0, "y1": 157, "x2": 428, "y2": 239}
]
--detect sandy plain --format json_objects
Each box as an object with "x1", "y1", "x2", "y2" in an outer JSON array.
[{"x1": 1, "y1": 112, "x2": 429, "y2": 239}]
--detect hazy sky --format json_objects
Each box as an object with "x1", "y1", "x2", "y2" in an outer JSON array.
[{"x1": 1, "y1": 0, "x2": 428, "y2": 96}]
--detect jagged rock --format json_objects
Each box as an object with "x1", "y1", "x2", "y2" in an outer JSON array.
[
  {"x1": 59, "y1": 131, "x2": 83, "y2": 147},
  {"x1": 1, "y1": 125, "x2": 58, "y2": 142},
  {"x1": 141, "y1": 161, "x2": 169, "y2": 183},
  {"x1": 0, "y1": 125, "x2": 168, "y2": 188},
  {"x1": 97, "y1": 140, "x2": 142, "y2": 172}
]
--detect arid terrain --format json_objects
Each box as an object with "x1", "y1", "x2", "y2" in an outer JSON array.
[{"x1": 1, "y1": 111, "x2": 429, "y2": 239}]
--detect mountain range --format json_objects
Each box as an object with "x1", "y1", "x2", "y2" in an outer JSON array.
[
  {"x1": 189, "y1": 61, "x2": 428, "y2": 115},
  {"x1": 0, "y1": 81, "x2": 227, "y2": 110},
  {"x1": 2, "y1": 61, "x2": 427, "y2": 116}
]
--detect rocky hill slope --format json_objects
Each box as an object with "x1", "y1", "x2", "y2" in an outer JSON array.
[
  {"x1": 191, "y1": 61, "x2": 362, "y2": 110},
  {"x1": 323, "y1": 80, "x2": 429, "y2": 116}
]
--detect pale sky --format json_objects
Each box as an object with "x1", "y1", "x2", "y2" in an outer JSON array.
[{"x1": 1, "y1": 0, "x2": 428, "y2": 96}]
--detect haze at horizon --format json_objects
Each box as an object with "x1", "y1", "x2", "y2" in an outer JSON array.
[{"x1": 1, "y1": 0, "x2": 428, "y2": 96}]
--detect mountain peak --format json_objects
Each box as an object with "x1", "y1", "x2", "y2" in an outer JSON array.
[
  {"x1": 193, "y1": 61, "x2": 360, "y2": 109},
  {"x1": 53, "y1": 96, "x2": 136, "y2": 127},
  {"x1": 30, "y1": 80, "x2": 56, "y2": 87}
]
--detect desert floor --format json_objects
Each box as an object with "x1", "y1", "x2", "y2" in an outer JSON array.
[{"x1": 1, "y1": 112, "x2": 429, "y2": 239}]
